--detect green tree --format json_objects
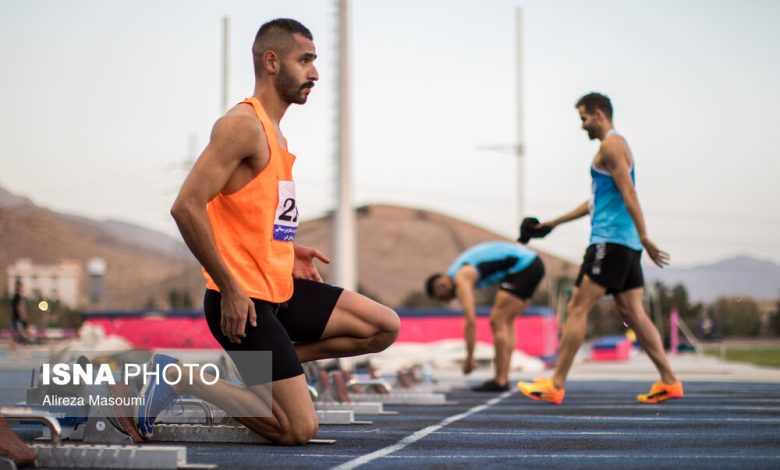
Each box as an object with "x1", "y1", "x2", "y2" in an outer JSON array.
[
  {"x1": 770, "y1": 297, "x2": 780, "y2": 336},
  {"x1": 710, "y1": 296, "x2": 762, "y2": 337},
  {"x1": 167, "y1": 289, "x2": 181, "y2": 309}
]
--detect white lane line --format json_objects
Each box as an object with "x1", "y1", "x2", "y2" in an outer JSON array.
[
  {"x1": 517, "y1": 415, "x2": 780, "y2": 423},
  {"x1": 330, "y1": 390, "x2": 513, "y2": 470},
  {"x1": 498, "y1": 405, "x2": 780, "y2": 412},
  {"x1": 381, "y1": 454, "x2": 778, "y2": 460},
  {"x1": 227, "y1": 453, "x2": 780, "y2": 461},
  {"x1": 416, "y1": 430, "x2": 774, "y2": 437},
  {"x1": 325, "y1": 428, "x2": 775, "y2": 437}
]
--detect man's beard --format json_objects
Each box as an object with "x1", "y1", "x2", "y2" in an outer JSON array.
[{"x1": 275, "y1": 64, "x2": 313, "y2": 104}]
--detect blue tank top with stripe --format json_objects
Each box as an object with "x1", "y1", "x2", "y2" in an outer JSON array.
[
  {"x1": 447, "y1": 242, "x2": 538, "y2": 289},
  {"x1": 588, "y1": 157, "x2": 642, "y2": 250}
]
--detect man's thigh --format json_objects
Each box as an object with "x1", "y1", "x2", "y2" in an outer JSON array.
[
  {"x1": 491, "y1": 290, "x2": 527, "y2": 324},
  {"x1": 570, "y1": 275, "x2": 608, "y2": 312},
  {"x1": 317, "y1": 290, "x2": 399, "y2": 340},
  {"x1": 278, "y1": 279, "x2": 344, "y2": 342}
]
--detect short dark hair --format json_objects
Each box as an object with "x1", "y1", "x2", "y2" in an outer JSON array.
[
  {"x1": 252, "y1": 18, "x2": 313, "y2": 75},
  {"x1": 576, "y1": 92, "x2": 613, "y2": 120},
  {"x1": 424, "y1": 273, "x2": 444, "y2": 298}
]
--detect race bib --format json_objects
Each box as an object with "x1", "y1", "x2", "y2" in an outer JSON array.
[{"x1": 273, "y1": 181, "x2": 298, "y2": 242}]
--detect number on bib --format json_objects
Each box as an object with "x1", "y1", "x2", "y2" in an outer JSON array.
[{"x1": 273, "y1": 181, "x2": 298, "y2": 242}]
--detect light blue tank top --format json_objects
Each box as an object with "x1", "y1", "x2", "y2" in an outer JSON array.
[
  {"x1": 588, "y1": 146, "x2": 642, "y2": 250},
  {"x1": 447, "y1": 242, "x2": 538, "y2": 289}
]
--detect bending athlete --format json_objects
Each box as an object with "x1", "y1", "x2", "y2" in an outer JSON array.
[{"x1": 426, "y1": 241, "x2": 545, "y2": 392}]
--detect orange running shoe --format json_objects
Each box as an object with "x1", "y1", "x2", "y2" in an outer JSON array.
[
  {"x1": 637, "y1": 380, "x2": 684, "y2": 403},
  {"x1": 517, "y1": 377, "x2": 565, "y2": 405}
]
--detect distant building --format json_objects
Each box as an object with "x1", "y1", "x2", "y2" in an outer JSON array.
[
  {"x1": 86, "y1": 257, "x2": 107, "y2": 305},
  {"x1": 6, "y1": 258, "x2": 82, "y2": 308}
]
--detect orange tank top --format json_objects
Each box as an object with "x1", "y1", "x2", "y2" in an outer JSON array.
[{"x1": 203, "y1": 97, "x2": 299, "y2": 302}]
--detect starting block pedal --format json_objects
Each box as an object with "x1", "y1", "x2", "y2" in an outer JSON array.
[
  {"x1": 316, "y1": 409, "x2": 371, "y2": 425},
  {"x1": 314, "y1": 401, "x2": 393, "y2": 415},
  {"x1": 348, "y1": 392, "x2": 451, "y2": 405}
]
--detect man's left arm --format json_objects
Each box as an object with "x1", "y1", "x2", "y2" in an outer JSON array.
[
  {"x1": 602, "y1": 140, "x2": 670, "y2": 267},
  {"x1": 293, "y1": 244, "x2": 331, "y2": 282}
]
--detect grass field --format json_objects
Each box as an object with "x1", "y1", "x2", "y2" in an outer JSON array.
[{"x1": 703, "y1": 343, "x2": 780, "y2": 368}]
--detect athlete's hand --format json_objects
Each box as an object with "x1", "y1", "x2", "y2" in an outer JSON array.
[
  {"x1": 642, "y1": 238, "x2": 670, "y2": 268},
  {"x1": 221, "y1": 288, "x2": 257, "y2": 344},
  {"x1": 293, "y1": 244, "x2": 330, "y2": 282}
]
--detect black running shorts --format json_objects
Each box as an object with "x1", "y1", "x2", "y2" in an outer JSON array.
[
  {"x1": 204, "y1": 279, "x2": 344, "y2": 384},
  {"x1": 498, "y1": 256, "x2": 545, "y2": 300},
  {"x1": 575, "y1": 242, "x2": 644, "y2": 294}
]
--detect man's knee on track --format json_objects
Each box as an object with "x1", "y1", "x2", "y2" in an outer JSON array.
[{"x1": 276, "y1": 416, "x2": 319, "y2": 446}]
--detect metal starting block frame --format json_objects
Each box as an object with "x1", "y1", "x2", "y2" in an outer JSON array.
[
  {"x1": 1, "y1": 406, "x2": 213, "y2": 469},
  {"x1": 156, "y1": 401, "x2": 371, "y2": 426},
  {"x1": 150, "y1": 424, "x2": 335, "y2": 445},
  {"x1": 30, "y1": 443, "x2": 214, "y2": 469},
  {"x1": 348, "y1": 392, "x2": 452, "y2": 405},
  {"x1": 314, "y1": 401, "x2": 395, "y2": 415}
]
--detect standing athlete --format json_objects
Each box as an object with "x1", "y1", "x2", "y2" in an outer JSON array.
[
  {"x1": 11, "y1": 280, "x2": 32, "y2": 344},
  {"x1": 426, "y1": 241, "x2": 545, "y2": 392},
  {"x1": 517, "y1": 92, "x2": 683, "y2": 404},
  {"x1": 135, "y1": 19, "x2": 399, "y2": 445}
]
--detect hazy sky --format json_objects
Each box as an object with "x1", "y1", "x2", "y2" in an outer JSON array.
[{"x1": 2, "y1": 0, "x2": 779, "y2": 266}]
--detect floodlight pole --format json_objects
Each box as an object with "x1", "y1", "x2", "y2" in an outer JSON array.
[
  {"x1": 333, "y1": 0, "x2": 357, "y2": 291},
  {"x1": 514, "y1": 7, "x2": 525, "y2": 224},
  {"x1": 221, "y1": 16, "x2": 230, "y2": 113}
]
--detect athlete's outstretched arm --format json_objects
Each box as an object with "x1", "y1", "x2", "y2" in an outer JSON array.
[
  {"x1": 601, "y1": 139, "x2": 670, "y2": 267},
  {"x1": 540, "y1": 201, "x2": 590, "y2": 231},
  {"x1": 454, "y1": 268, "x2": 479, "y2": 375},
  {"x1": 171, "y1": 113, "x2": 269, "y2": 343}
]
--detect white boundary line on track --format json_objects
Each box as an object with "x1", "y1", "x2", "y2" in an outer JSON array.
[
  {"x1": 330, "y1": 390, "x2": 514, "y2": 470},
  {"x1": 236, "y1": 452, "x2": 780, "y2": 461},
  {"x1": 325, "y1": 429, "x2": 774, "y2": 437},
  {"x1": 516, "y1": 415, "x2": 780, "y2": 423}
]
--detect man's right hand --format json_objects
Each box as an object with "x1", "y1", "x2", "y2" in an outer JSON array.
[
  {"x1": 220, "y1": 289, "x2": 258, "y2": 344},
  {"x1": 642, "y1": 237, "x2": 670, "y2": 268}
]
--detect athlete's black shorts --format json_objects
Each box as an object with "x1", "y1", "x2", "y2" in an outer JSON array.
[
  {"x1": 498, "y1": 256, "x2": 545, "y2": 300},
  {"x1": 575, "y1": 242, "x2": 644, "y2": 294},
  {"x1": 204, "y1": 279, "x2": 344, "y2": 385}
]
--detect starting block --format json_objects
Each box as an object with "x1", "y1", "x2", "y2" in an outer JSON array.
[
  {"x1": 149, "y1": 424, "x2": 335, "y2": 445},
  {"x1": 314, "y1": 401, "x2": 392, "y2": 415},
  {"x1": 348, "y1": 392, "x2": 450, "y2": 405},
  {"x1": 154, "y1": 400, "x2": 371, "y2": 426},
  {"x1": 1, "y1": 406, "x2": 214, "y2": 469},
  {"x1": 30, "y1": 443, "x2": 213, "y2": 469}
]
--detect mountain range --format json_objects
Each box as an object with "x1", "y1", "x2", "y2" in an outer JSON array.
[
  {"x1": 1, "y1": 185, "x2": 778, "y2": 308},
  {"x1": 644, "y1": 256, "x2": 780, "y2": 302}
]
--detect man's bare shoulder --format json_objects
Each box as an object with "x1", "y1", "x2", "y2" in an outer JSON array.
[
  {"x1": 455, "y1": 265, "x2": 478, "y2": 285},
  {"x1": 600, "y1": 133, "x2": 629, "y2": 152},
  {"x1": 211, "y1": 104, "x2": 264, "y2": 147},
  {"x1": 599, "y1": 134, "x2": 631, "y2": 165}
]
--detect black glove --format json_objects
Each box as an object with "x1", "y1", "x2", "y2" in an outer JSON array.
[{"x1": 518, "y1": 217, "x2": 552, "y2": 244}]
